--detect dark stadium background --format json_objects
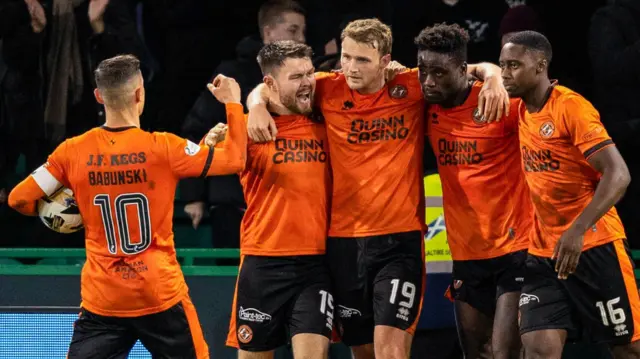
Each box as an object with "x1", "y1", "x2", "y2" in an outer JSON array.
[{"x1": 1, "y1": 0, "x2": 639, "y2": 358}]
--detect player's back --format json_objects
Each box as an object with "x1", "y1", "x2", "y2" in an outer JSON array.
[
  {"x1": 62, "y1": 126, "x2": 193, "y2": 317},
  {"x1": 315, "y1": 71, "x2": 425, "y2": 237},
  {"x1": 427, "y1": 82, "x2": 532, "y2": 260}
]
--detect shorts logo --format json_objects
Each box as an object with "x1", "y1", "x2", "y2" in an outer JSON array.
[
  {"x1": 184, "y1": 140, "x2": 201, "y2": 156},
  {"x1": 472, "y1": 108, "x2": 486, "y2": 124},
  {"x1": 519, "y1": 293, "x2": 540, "y2": 307},
  {"x1": 515, "y1": 277, "x2": 524, "y2": 283},
  {"x1": 615, "y1": 324, "x2": 629, "y2": 337},
  {"x1": 238, "y1": 307, "x2": 272, "y2": 323},
  {"x1": 337, "y1": 305, "x2": 362, "y2": 319},
  {"x1": 539, "y1": 121, "x2": 555, "y2": 139},
  {"x1": 396, "y1": 307, "x2": 410, "y2": 321},
  {"x1": 389, "y1": 84, "x2": 408, "y2": 99},
  {"x1": 453, "y1": 280, "x2": 463, "y2": 289},
  {"x1": 237, "y1": 325, "x2": 253, "y2": 343}
]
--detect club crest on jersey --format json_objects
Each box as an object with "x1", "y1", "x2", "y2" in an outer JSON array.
[
  {"x1": 184, "y1": 140, "x2": 201, "y2": 156},
  {"x1": 539, "y1": 121, "x2": 555, "y2": 139},
  {"x1": 389, "y1": 84, "x2": 408, "y2": 99},
  {"x1": 472, "y1": 108, "x2": 486, "y2": 124},
  {"x1": 237, "y1": 325, "x2": 253, "y2": 343}
]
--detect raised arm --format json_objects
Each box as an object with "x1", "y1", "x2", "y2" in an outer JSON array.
[
  {"x1": 168, "y1": 75, "x2": 247, "y2": 178},
  {"x1": 467, "y1": 62, "x2": 501, "y2": 81},
  {"x1": 246, "y1": 83, "x2": 278, "y2": 142}
]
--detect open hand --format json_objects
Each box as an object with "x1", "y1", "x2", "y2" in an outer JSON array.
[{"x1": 552, "y1": 229, "x2": 584, "y2": 280}]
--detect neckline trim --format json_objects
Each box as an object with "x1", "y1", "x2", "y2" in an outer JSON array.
[{"x1": 101, "y1": 125, "x2": 137, "y2": 132}]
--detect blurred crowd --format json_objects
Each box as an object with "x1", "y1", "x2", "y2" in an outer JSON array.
[{"x1": 0, "y1": 0, "x2": 638, "y2": 252}]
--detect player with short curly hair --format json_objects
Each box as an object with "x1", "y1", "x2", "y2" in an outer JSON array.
[{"x1": 416, "y1": 23, "x2": 533, "y2": 359}]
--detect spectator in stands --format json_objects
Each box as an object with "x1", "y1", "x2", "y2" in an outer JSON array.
[
  {"x1": 0, "y1": 0, "x2": 48, "y2": 204},
  {"x1": 0, "y1": 0, "x2": 143, "y2": 247},
  {"x1": 422, "y1": 0, "x2": 510, "y2": 62},
  {"x1": 498, "y1": 4, "x2": 542, "y2": 46},
  {"x1": 180, "y1": 0, "x2": 306, "y2": 256},
  {"x1": 589, "y1": 0, "x2": 640, "y2": 248}
]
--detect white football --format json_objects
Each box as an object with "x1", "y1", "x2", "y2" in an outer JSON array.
[{"x1": 37, "y1": 187, "x2": 84, "y2": 234}]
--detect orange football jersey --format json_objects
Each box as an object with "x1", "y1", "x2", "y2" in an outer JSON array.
[
  {"x1": 518, "y1": 84, "x2": 626, "y2": 257},
  {"x1": 239, "y1": 113, "x2": 330, "y2": 256},
  {"x1": 426, "y1": 81, "x2": 532, "y2": 260},
  {"x1": 15, "y1": 103, "x2": 247, "y2": 317},
  {"x1": 315, "y1": 70, "x2": 425, "y2": 237}
]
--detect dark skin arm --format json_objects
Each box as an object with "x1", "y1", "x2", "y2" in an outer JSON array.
[
  {"x1": 468, "y1": 62, "x2": 510, "y2": 123},
  {"x1": 553, "y1": 146, "x2": 631, "y2": 279}
]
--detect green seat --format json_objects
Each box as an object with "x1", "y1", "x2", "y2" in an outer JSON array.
[
  {"x1": 0, "y1": 258, "x2": 22, "y2": 265},
  {"x1": 173, "y1": 223, "x2": 212, "y2": 248},
  {"x1": 37, "y1": 257, "x2": 85, "y2": 266},
  {"x1": 193, "y1": 257, "x2": 219, "y2": 266},
  {"x1": 15, "y1": 154, "x2": 26, "y2": 175}
]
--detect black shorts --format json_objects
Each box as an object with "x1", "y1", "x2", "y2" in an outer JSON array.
[
  {"x1": 227, "y1": 255, "x2": 334, "y2": 351},
  {"x1": 67, "y1": 297, "x2": 208, "y2": 359},
  {"x1": 519, "y1": 240, "x2": 640, "y2": 345},
  {"x1": 449, "y1": 250, "x2": 527, "y2": 316},
  {"x1": 327, "y1": 231, "x2": 425, "y2": 347}
]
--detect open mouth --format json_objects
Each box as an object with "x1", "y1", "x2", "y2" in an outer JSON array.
[{"x1": 296, "y1": 89, "x2": 311, "y2": 105}]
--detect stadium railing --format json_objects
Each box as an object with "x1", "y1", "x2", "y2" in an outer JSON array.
[
  {"x1": 0, "y1": 248, "x2": 240, "y2": 276},
  {"x1": 2, "y1": 248, "x2": 640, "y2": 277}
]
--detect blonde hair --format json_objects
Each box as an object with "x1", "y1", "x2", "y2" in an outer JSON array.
[{"x1": 341, "y1": 18, "x2": 393, "y2": 56}]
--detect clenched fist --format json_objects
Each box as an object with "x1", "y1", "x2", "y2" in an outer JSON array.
[
  {"x1": 207, "y1": 75, "x2": 241, "y2": 104},
  {"x1": 204, "y1": 123, "x2": 228, "y2": 147}
]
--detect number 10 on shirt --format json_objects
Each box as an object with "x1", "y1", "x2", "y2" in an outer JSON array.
[{"x1": 93, "y1": 193, "x2": 152, "y2": 255}]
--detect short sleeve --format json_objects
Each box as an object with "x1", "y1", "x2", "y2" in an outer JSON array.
[
  {"x1": 45, "y1": 140, "x2": 69, "y2": 183},
  {"x1": 314, "y1": 72, "x2": 339, "y2": 99},
  {"x1": 561, "y1": 95, "x2": 614, "y2": 159}
]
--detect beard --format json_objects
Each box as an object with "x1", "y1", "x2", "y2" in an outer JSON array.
[{"x1": 280, "y1": 88, "x2": 314, "y2": 115}]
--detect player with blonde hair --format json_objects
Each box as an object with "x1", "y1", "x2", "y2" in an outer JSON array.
[{"x1": 245, "y1": 19, "x2": 510, "y2": 359}]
